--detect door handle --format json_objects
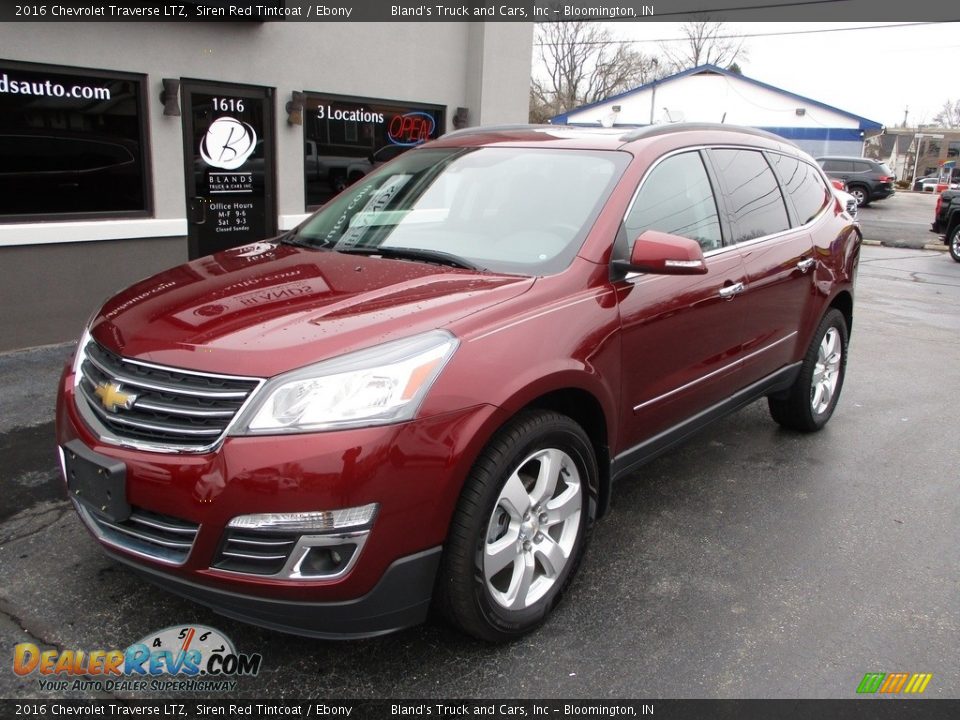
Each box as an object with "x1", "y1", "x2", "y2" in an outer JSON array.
[
  {"x1": 188, "y1": 196, "x2": 207, "y2": 225},
  {"x1": 718, "y1": 282, "x2": 744, "y2": 299},
  {"x1": 797, "y1": 258, "x2": 816, "y2": 273}
]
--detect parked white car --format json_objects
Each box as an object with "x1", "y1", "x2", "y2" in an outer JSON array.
[
  {"x1": 834, "y1": 188, "x2": 858, "y2": 221},
  {"x1": 921, "y1": 178, "x2": 960, "y2": 193}
]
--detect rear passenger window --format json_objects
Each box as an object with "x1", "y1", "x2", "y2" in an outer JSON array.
[
  {"x1": 625, "y1": 151, "x2": 722, "y2": 252},
  {"x1": 822, "y1": 159, "x2": 853, "y2": 172},
  {"x1": 768, "y1": 153, "x2": 831, "y2": 226},
  {"x1": 711, "y1": 149, "x2": 790, "y2": 243}
]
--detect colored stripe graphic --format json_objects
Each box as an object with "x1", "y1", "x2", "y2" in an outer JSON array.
[
  {"x1": 880, "y1": 673, "x2": 909, "y2": 693},
  {"x1": 857, "y1": 672, "x2": 932, "y2": 694},
  {"x1": 857, "y1": 673, "x2": 885, "y2": 693},
  {"x1": 904, "y1": 673, "x2": 933, "y2": 694}
]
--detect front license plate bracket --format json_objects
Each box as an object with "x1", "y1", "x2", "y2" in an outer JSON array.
[{"x1": 62, "y1": 440, "x2": 131, "y2": 523}]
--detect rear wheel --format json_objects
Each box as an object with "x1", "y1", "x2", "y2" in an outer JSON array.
[
  {"x1": 768, "y1": 309, "x2": 849, "y2": 432},
  {"x1": 949, "y1": 225, "x2": 960, "y2": 262},
  {"x1": 437, "y1": 410, "x2": 597, "y2": 642},
  {"x1": 848, "y1": 185, "x2": 869, "y2": 207}
]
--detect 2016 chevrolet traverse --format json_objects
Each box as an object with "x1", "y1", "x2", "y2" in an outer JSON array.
[{"x1": 57, "y1": 124, "x2": 861, "y2": 641}]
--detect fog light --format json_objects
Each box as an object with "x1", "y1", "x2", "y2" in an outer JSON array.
[
  {"x1": 227, "y1": 503, "x2": 378, "y2": 532},
  {"x1": 294, "y1": 544, "x2": 357, "y2": 577}
]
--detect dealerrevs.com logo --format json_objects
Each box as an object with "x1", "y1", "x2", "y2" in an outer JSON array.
[{"x1": 13, "y1": 625, "x2": 262, "y2": 693}]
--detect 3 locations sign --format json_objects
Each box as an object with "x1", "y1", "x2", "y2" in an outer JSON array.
[{"x1": 304, "y1": 92, "x2": 444, "y2": 207}]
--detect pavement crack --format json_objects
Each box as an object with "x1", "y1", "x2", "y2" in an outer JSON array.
[
  {"x1": 0, "y1": 596, "x2": 64, "y2": 652},
  {"x1": 0, "y1": 503, "x2": 71, "y2": 546}
]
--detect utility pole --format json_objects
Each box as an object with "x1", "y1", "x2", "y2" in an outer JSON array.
[{"x1": 902, "y1": 106, "x2": 909, "y2": 128}]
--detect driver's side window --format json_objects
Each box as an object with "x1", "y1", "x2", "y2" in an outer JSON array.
[{"x1": 624, "y1": 151, "x2": 723, "y2": 252}]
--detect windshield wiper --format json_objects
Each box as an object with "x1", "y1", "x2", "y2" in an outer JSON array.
[
  {"x1": 336, "y1": 246, "x2": 482, "y2": 271},
  {"x1": 279, "y1": 230, "x2": 315, "y2": 248}
]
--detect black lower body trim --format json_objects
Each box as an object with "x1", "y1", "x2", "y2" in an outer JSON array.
[
  {"x1": 611, "y1": 363, "x2": 801, "y2": 481},
  {"x1": 107, "y1": 546, "x2": 443, "y2": 640}
]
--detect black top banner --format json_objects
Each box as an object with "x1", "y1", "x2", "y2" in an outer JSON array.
[{"x1": 1, "y1": 0, "x2": 958, "y2": 22}]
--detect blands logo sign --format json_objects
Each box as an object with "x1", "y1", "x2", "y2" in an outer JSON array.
[
  {"x1": 856, "y1": 672, "x2": 933, "y2": 694},
  {"x1": 200, "y1": 117, "x2": 257, "y2": 170}
]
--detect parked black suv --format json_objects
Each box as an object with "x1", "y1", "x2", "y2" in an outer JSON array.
[{"x1": 815, "y1": 156, "x2": 896, "y2": 207}]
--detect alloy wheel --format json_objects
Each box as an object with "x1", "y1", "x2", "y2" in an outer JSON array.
[
  {"x1": 482, "y1": 448, "x2": 582, "y2": 610},
  {"x1": 811, "y1": 327, "x2": 842, "y2": 415}
]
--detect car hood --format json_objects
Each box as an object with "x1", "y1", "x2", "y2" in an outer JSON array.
[{"x1": 89, "y1": 241, "x2": 534, "y2": 377}]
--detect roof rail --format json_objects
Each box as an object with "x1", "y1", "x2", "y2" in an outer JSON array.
[
  {"x1": 440, "y1": 124, "x2": 546, "y2": 139},
  {"x1": 619, "y1": 122, "x2": 794, "y2": 146}
]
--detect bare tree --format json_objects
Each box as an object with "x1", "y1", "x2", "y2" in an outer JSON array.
[
  {"x1": 531, "y1": 21, "x2": 663, "y2": 123},
  {"x1": 933, "y1": 99, "x2": 960, "y2": 128},
  {"x1": 660, "y1": 21, "x2": 748, "y2": 72}
]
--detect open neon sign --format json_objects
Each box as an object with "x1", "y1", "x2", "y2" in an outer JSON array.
[{"x1": 387, "y1": 112, "x2": 436, "y2": 146}]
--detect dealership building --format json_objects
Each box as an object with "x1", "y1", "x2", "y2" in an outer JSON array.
[
  {"x1": 0, "y1": 21, "x2": 533, "y2": 351},
  {"x1": 552, "y1": 64, "x2": 884, "y2": 159}
]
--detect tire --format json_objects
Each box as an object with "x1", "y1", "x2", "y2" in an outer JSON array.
[
  {"x1": 848, "y1": 185, "x2": 869, "y2": 207},
  {"x1": 949, "y1": 225, "x2": 960, "y2": 263},
  {"x1": 437, "y1": 410, "x2": 598, "y2": 642},
  {"x1": 768, "y1": 309, "x2": 849, "y2": 433}
]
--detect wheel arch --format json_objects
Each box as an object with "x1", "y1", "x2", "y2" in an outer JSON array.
[
  {"x1": 518, "y1": 387, "x2": 613, "y2": 518},
  {"x1": 828, "y1": 289, "x2": 854, "y2": 336}
]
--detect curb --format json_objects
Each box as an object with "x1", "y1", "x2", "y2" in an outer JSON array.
[{"x1": 861, "y1": 238, "x2": 948, "y2": 252}]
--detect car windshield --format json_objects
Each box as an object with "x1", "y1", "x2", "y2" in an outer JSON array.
[{"x1": 290, "y1": 146, "x2": 629, "y2": 275}]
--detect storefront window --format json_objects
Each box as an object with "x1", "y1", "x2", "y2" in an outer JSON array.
[
  {"x1": 303, "y1": 92, "x2": 444, "y2": 208},
  {"x1": 0, "y1": 61, "x2": 149, "y2": 218}
]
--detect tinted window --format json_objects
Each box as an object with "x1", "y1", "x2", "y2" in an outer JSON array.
[
  {"x1": 852, "y1": 161, "x2": 873, "y2": 173},
  {"x1": 712, "y1": 149, "x2": 789, "y2": 243},
  {"x1": 0, "y1": 62, "x2": 147, "y2": 217},
  {"x1": 821, "y1": 159, "x2": 853, "y2": 172},
  {"x1": 768, "y1": 153, "x2": 831, "y2": 226},
  {"x1": 624, "y1": 151, "x2": 722, "y2": 252}
]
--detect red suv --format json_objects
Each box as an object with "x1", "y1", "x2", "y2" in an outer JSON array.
[{"x1": 57, "y1": 124, "x2": 861, "y2": 641}]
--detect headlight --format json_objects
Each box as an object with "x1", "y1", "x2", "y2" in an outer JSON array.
[
  {"x1": 232, "y1": 330, "x2": 458, "y2": 434},
  {"x1": 71, "y1": 327, "x2": 92, "y2": 385}
]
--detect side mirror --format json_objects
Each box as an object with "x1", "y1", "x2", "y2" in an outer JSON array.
[{"x1": 614, "y1": 229, "x2": 708, "y2": 275}]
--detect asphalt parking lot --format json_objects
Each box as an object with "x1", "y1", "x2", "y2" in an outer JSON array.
[
  {"x1": 857, "y1": 189, "x2": 944, "y2": 250},
  {"x1": 2, "y1": 243, "x2": 958, "y2": 701}
]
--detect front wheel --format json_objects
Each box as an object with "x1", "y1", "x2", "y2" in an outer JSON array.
[
  {"x1": 437, "y1": 410, "x2": 597, "y2": 642},
  {"x1": 768, "y1": 309, "x2": 849, "y2": 432},
  {"x1": 949, "y1": 226, "x2": 960, "y2": 262}
]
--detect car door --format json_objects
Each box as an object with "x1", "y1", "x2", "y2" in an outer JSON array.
[
  {"x1": 820, "y1": 158, "x2": 854, "y2": 185},
  {"x1": 615, "y1": 149, "x2": 749, "y2": 455},
  {"x1": 708, "y1": 148, "x2": 818, "y2": 382}
]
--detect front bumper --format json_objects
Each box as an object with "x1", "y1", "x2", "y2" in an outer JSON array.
[
  {"x1": 56, "y1": 365, "x2": 500, "y2": 635},
  {"x1": 111, "y1": 543, "x2": 443, "y2": 639}
]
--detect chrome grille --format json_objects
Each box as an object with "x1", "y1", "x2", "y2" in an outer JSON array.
[
  {"x1": 75, "y1": 340, "x2": 261, "y2": 453},
  {"x1": 213, "y1": 529, "x2": 298, "y2": 575},
  {"x1": 75, "y1": 502, "x2": 199, "y2": 565}
]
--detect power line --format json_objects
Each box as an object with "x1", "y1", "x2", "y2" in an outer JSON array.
[{"x1": 534, "y1": 21, "x2": 951, "y2": 47}]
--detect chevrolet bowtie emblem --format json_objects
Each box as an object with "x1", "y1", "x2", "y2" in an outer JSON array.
[{"x1": 94, "y1": 382, "x2": 138, "y2": 413}]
